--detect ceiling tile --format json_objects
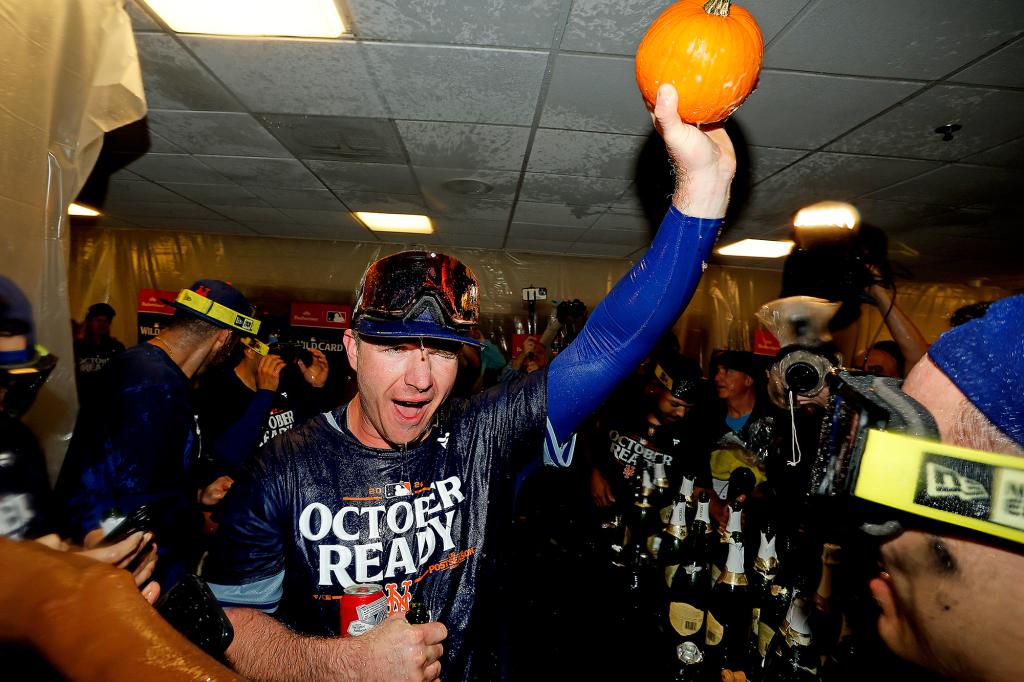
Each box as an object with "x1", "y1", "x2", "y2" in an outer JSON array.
[
  {"x1": 276, "y1": 209, "x2": 365, "y2": 228},
  {"x1": 374, "y1": 231, "x2": 447, "y2": 247},
  {"x1": 415, "y1": 167, "x2": 521, "y2": 202},
  {"x1": 424, "y1": 197, "x2": 514, "y2": 221},
  {"x1": 504, "y1": 237, "x2": 575, "y2": 254},
  {"x1": 125, "y1": 0, "x2": 161, "y2": 31},
  {"x1": 865, "y1": 164, "x2": 1024, "y2": 208},
  {"x1": 528, "y1": 129, "x2": 647, "y2": 178},
  {"x1": 133, "y1": 34, "x2": 241, "y2": 111},
  {"x1": 852, "y1": 198, "x2": 951, "y2": 232},
  {"x1": 194, "y1": 156, "x2": 323, "y2": 189},
  {"x1": 578, "y1": 228, "x2": 650, "y2": 246},
  {"x1": 256, "y1": 188, "x2": 345, "y2": 210},
  {"x1": 104, "y1": 180, "x2": 192, "y2": 204},
  {"x1": 432, "y1": 218, "x2": 509, "y2": 237},
  {"x1": 130, "y1": 218, "x2": 257, "y2": 235},
  {"x1": 952, "y1": 37, "x2": 1024, "y2": 88},
  {"x1": 508, "y1": 223, "x2": 590, "y2": 241},
  {"x1": 257, "y1": 115, "x2": 405, "y2": 163},
  {"x1": 333, "y1": 191, "x2": 427, "y2": 213},
  {"x1": 107, "y1": 202, "x2": 221, "y2": 219},
  {"x1": 184, "y1": 37, "x2": 387, "y2": 117},
  {"x1": 442, "y1": 233, "x2": 505, "y2": 249},
  {"x1": 248, "y1": 219, "x2": 372, "y2": 242},
  {"x1": 590, "y1": 208, "x2": 653, "y2": 232},
  {"x1": 307, "y1": 160, "x2": 418, "y2": 194},
  {"x1": 348, "y1": 0, "x2": 560, "y2": 49},
  {"x1": 159, "y1": 183, "x2": 265, "y2": 206},
  {"x1": 747, "y1": 146, "x2": 806, "y2": 184},
  {"x1": 827, "y1": 85, "x2": 1024, "y2": 161},
  {"x1": 117, "y1": 153, "x2": 230, "y2": 184},
  {"x1": 206, "y1": 206, "x2": 290, "y2": 223},
  {"x1": 961, "y1": 137, "x2": 1024, "y2": 169},
  {"x1": 732, "y1": 71, "x2": 921, "y2": 149},
  {"x1": 513, "y1": 202, "x2": 605, "y2": 228},
  {"x1": 147, "y1": 111, "x2": 291, "y2": 158},
  {"x1": 519, "y1": 173, "x2": 631, "y2": 205},
  {"x1": 561, "y1": 0, "x2": 669, "y2": 55},
  {"x1": 764, "y1": 0, "x2": 1024, "y2": 79},
  {"x1": 749, "y1": 153, "x2": 941, "y2": 214},
  {"x1": 363, "y1": 43, "x2": 547, "y2": 125},
  {"x1": 396, "y1": 121, "x2": 530, "y2": 171},
  {"x1": 540, "y1": 54, "x2": 652, "y2": 135},
  {"x1": 570, "y1": 241, "x2": 638, "y2": 257}
]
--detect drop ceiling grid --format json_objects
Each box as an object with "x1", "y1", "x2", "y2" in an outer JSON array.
[{"x1": 83, "y1": 0, "x2": 1024, "y2": 284}]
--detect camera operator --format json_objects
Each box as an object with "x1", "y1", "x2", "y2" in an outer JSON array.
[
  {"x1": 197, "y1": 332, "x2": 331, "y2": 479},
  {"x1": 869, "y1": 294, "x2": 1024, "y2": 681},
  {"x1": 540, "y1": 298, "x2": 587, "y2": 353},
  {"x1": 860, "y1": 273, "x2": 928, "y2": 379}
]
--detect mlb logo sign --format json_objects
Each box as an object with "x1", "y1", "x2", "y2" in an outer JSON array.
[
  {"x1": 385, "y1": 482, "x2": 412, "y2": 498},
  {"x1": 327, "y1": 310, "x2": 347, "y2": 324}
]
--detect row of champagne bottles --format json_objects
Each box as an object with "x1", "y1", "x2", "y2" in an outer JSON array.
[{"x1": 607, "y1": 462, "x2": 853, "y2": 681}]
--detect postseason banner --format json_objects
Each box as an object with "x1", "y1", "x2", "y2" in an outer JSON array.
[
  {"x1": 137, "y1": 288, "x2": 177, "y2": 343},
  {"x1": 288, "y1": 302, "x2": 352, "y2": 356}
]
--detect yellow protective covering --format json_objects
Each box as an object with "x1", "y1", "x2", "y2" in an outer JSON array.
[{"x1": 0, "y1": 0, "x2": 146, "y2": 479}]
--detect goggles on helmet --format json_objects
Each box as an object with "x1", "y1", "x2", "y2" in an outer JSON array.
[
  {"x1": 354, "y1": 251, "x2": 481, "y2": 345},
  {"x1": 1, "y1": 347, "x2": 57, "y2": 418}
]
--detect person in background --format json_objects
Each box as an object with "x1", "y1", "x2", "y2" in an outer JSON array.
[
  {"x1": 54, "y1": 279, "x2": 255, "y2": 587},
  {"x1": 505, "y1": 335, "x2": 548, "y2": 379},
  {"x1": 862, "y1": 339, "x2": 904, "y2": 378},
  {"x1": 861, "y1": 277, "x2": 928, "y2": 378},
  {"x1": 73, "y1": 302, "x2": 125, "y2": 402},
  {"x1": 873, "y1": 294, "x2": 1024, "y2": 681}
]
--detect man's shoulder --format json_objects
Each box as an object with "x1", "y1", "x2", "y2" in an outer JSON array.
[{"x1": 252, "y1": 411, "x2": 346, "y2": 470}]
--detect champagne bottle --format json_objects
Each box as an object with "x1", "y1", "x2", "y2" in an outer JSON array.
[
  {"x1": 666, "y1": 493, "x2": 712, "y2": 642},
  {"x1": 406, "y1": 598, "x2": 430, "y2": 624},
  {"x1": 705, "y1": 530, "x2": 750, "y2": 676},
  {"x1": 762, "y1": 592, "x2": 818, "y2": 682},
  {"x1": 712, "y1": 498, "x2": 744, "y2": 583},
  {"x1": 811, "y1": 543, "x2": 842, "y2": 661},
  {"x1": 656, "y1": 497, "x2": 689, "y2": 581},
  {"x1": 748, "y1": 525, "x2": 781, "y2": 678},
  {"x1": 623, "y1": 463, "x2": 657, "y2": 562},
  {"x1": 653, "y1": 460, "x2": 672, "y2": 503},
  {"x1": 673, "y1": 641, "x2": 705, "y2": 681}
]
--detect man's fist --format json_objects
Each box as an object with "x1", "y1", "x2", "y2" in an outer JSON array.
[{"x1": 357, "y1": 612, "x2": 447, "y2": 682}]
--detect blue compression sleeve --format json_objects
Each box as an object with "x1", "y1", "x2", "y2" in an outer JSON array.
[{"x1": 547, "y1": 207, "x2": 722, "y2": 443}]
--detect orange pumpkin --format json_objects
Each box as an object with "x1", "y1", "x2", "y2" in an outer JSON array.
[{"x1": 635, "y1": 0, "x2": 763, "y2": 125}]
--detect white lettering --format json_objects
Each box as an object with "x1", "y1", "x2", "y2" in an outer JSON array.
[
  {"x1": 300, "y1": 503, "x2": 332, "y2": 541},
  {"x1": 318, "y1": 545, "x2": 352, "y2": 586},
  {"x1": 354, "y1": 542, "x2": 383, "y2": 583},
  {"x1": 386, "y1": 501, "x2": 414, "y2": 534},
  {"x1": 414, "y1": 493, "x2": 438, "y2": 528},
  {"x1": 426, "y1": 510, "x2": 457, "y2": 551},
  {"x1": 416, "y1": 529, "x2": 436, "y2": 567},
  {"x1": 435, "y1": 476, "x2": 465, "y2": 509},
  {"x1": 332, "y1": 507, "x2": 361, "y2": 541},
  {"x1": 361, "y1": 506, "x2": 386, "y2": 540},
  {"x1": 385, "y1": 537, "x2": 417, "y2": 578}
]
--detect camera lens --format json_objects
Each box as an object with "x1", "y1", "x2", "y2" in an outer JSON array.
[{"x1": 785, "y1": 361, "x2": 820, "y2": 394}]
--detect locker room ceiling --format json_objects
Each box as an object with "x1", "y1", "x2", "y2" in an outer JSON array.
[{"x1": 75, "y1": 0, "x2": 1024, "y2": 288}]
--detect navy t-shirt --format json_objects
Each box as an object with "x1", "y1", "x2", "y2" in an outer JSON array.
[{"x1": 205, "y1": 370, "x2": 554, "y2": 681}]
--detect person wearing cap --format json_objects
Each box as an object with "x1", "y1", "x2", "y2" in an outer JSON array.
[
  {"x1": 590, "y1": 353, "x2": 711, "y2": 508},
  {"x1": 54, "y1": 279, "x2": 256, "y2": 586},
  {"x1": 202, "y1": 84, "x2": 736, "y2": 682},
  {"x1": 870, "y1": 294, "x2": 1024, "y2": 681},
  {"x1": 72, "y1": 302, "x2": 125, "y2": 403}
]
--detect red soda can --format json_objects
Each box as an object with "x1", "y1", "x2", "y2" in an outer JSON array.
[{"x1": 340, "y1": 583, "x2": 387, "y2": 637}]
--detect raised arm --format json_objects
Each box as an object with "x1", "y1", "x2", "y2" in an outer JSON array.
[{"x1": 547, "y1": 85, "x2": 736, "y2": 444}]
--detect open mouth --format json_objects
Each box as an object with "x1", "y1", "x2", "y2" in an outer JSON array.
[{"x1": 393, "y1": 398, "x2": 431, "y2": 421}]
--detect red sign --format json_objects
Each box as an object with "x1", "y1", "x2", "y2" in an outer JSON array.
[
  {"x1": 137, "y1": 288, "x2": 177, "y2": 315},
  {"x1": 290, "y1": 302, "x2": 352, "y2": 329},
  {"x1": 753, "y1": 329, "x2": 781, "y2": 356}
]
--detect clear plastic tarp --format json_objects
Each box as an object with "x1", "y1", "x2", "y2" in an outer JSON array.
[{"x1": 0, "y1": 0, "x2": 146, "y2": 480}]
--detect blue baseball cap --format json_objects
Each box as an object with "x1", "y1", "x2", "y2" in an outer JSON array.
[{"x1": 929, "y1": 294, "x2": 1024, "y2": 448}]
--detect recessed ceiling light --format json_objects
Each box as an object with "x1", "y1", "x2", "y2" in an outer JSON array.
[
  {"x1": 141, "y1": 0, "x2": 345, "y2": 38},
  {"x1": 793, "y1": 201, "x2": 860, "y2": 230},
  {"x1": 69, "y1": 203, "x2": 100, "y2": 217},
  {"x1": 717, "y1": 239, "x2": 794, "y2": 258},
  {"x1": 356, "y1": 212, "x2": 434, "y2": 234}
]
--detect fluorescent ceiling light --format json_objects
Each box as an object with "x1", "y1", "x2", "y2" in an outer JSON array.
[
  {"x1": 69, "y1": 203, "x2": 100, "y2": 217},
  {"x1": 356, "y1": 212, "x2": 434, "y2": 234},
  {"x1": 717, "y1": 239, "x2": 794, "y2": 258},
  {"x1": 141, "y1": 0, "x2": 345, "y2": 38},
  {"x1": 793, "y1": 201, "x2": 860, "y2": 230}
]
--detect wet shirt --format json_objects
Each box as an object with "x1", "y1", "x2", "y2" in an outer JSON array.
[
  {"x1": 0, "y1": 414, "x2": 51, "y2": 539},
  {"x1": 73, "y1": 336, "x2": 125, "y2": 401},
  {"x1": 205, "y1": 370, "x2": 553, "y2": 681}
]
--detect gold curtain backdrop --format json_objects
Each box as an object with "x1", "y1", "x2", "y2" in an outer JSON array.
[{"x1": 70, "y1": 226, "x2": 1007, "y2": 374}]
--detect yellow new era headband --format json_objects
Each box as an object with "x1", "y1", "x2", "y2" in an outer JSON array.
[
  {"x1": 240, "y1": 336, "x2": 269, "y2": 356},
  {"x1": 855, "y1": 430, "x2": 1024, "y2": 545},
  {"x1": 175, "y1": 289, "x2": 260, "y2": 335}
]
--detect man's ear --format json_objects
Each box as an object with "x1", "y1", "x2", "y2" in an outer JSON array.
[
  {"x1": 343, "y1": 329, "x2": 359, "y2": 372},
  {"x1": 871, "y1": 572, "x2": 917, "y2": 662},
  {"x1": 214, "y1": 328, "x2": 232, "y2": 350}
]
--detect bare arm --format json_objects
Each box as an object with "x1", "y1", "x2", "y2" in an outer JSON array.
[
  {"x1": 868, "y1": 283, "x2": 929, "y2": 373},
  {"x1": 225, "y1": 607, "x2": 447, "y2": 682}
]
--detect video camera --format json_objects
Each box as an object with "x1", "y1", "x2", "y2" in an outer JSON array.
[{"x1": 269, "y1": 341, "x2": 314, "y2": 367}]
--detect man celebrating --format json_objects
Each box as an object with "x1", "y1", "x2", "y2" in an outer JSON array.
[
  {"x1": 204, "y1": 84, "x2": 737, "y2": 681},
  {"x1": 73, "y1": 302, "x2": 125, "y2": 403},
  {"x1": 871, "y1": 294, "x2": 1024, "y2": 681},
  {"x1": 55, "y1": 279, "x2": 257, "y2": 585}
]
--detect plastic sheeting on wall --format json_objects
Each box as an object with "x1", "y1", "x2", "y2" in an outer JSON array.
[{"x1": 0, "y1": 0, "x2": 146, "y2": 480}]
